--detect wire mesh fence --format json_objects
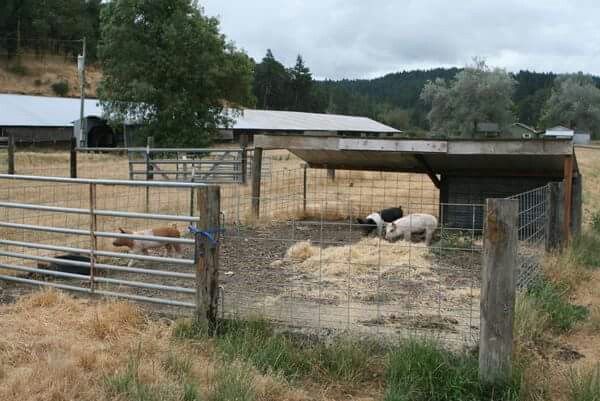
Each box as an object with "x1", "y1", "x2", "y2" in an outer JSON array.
[
  {"x1": 507, "y1": 185, "x2": 549, "y2": 291},
  {"x1": 219, "y1": 201, "x2": 483, "y2": 345}
]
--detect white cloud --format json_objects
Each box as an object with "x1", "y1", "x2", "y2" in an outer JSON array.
[{"x1": 201, "y1": 0, "x2": 600, "y2": 79}]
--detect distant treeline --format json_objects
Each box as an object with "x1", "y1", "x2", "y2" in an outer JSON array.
[{"x1": 251, "y1": 50, "x2": 600, "y2": 131}]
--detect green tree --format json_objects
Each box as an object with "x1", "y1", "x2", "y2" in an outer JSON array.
[
  {"x1": 289, "y1": 55, "x2": 313, "y2": 111},
  {"x1": 540, "y1": 73, "x2": 600, "y2": 138},
  {"x1": 98, "y1": 0, "x2": 253, "y2": 147},
  {"x1": 420, "y1": 59, "x2": 516, "y2": 137},
  {"x1": 253, "y1": 49, "x2": 290, "y2": 109}
]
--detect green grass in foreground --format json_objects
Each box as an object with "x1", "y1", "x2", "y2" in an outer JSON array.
[{"x1": 173, "y1": 318, "x2": 521, "y2": 401}]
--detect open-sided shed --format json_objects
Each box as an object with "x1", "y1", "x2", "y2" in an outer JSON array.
[{"x1": 253, "y1": 134, "x2": 581, "y2": 236}]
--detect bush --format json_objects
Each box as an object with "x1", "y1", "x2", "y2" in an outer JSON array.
[
  {"x1": 528, "y1": 279, "x2": 588, "y2": 333},
  {"x1": 384, "y1": 339, "x2": 520, "y2": 401},
  {"x1": 51, "y1": 80, "x2": 70, "y2": 96},
  {"x1": 7, "y1": 63, "x2": 28, "y2": 75},
  {"x1": 570, "y1": 232, "x2": 600, "y2": 269}
]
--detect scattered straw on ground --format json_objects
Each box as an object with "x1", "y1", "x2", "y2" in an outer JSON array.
[{"x1": 282, "y1": 237, "x2": 430, "y2": 276}]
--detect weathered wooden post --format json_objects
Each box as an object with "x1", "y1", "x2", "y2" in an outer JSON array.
[
  {"x1": 70, "y1": 136, "x2": 77, "y2": 178},
  {"x1": 145, "y1": 136, "x2": 154, "y2": 213},
  {"x1": 327, "y1": 167, "x2": 335, "y2": 181},
  {"x1": 302, "y1": 163, "x2": 308, "y2": 214},
  {"x1": 480, "y1": 198, "x2": 518, "y2": 386},
  {"x1": 563, "y1": 154, "x2": 574, "y2": 244},
  {"x1": 240, "y1": 134, "x2": 248, "y2": 185},
  {"x1": 7, "y1": 133, "x2": 15, "y2": 175},
  {"x1": 146, "y1": 136, "x2": 154, "y2": 181},
  {"x1": 545, "y1": 182, "x2": 562, "y2": 251},
  {"x1": 571, "y1": 174, "x2": 583, "y2": 238},
  {"x1": 195, "y1": 184, "x2": 220, "y2": 332},
  {"x1": 251, "y1": 147, "x2": 263, "y2": 219}
]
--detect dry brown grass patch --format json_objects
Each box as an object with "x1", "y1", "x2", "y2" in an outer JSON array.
[{"x1": 86, "y1": 301, "x2": 145, "y2": 340}]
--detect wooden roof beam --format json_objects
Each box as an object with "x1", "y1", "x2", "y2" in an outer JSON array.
[{"x1": 414, "y1": 154, "x2": 441, "y2": 189}]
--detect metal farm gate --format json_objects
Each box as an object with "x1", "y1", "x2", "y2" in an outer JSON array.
[{"x1": 0, "y1": 174, "x2": 220, "y2": 323}]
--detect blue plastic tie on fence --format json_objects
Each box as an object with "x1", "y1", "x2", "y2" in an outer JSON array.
[{"x1": 188, "y1": 225, "x2": 223, "y2": 246}]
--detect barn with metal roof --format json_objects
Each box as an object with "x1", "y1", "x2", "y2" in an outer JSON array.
[{"x1": 0, "y1": 93, "x2": 400, "y2": 146}]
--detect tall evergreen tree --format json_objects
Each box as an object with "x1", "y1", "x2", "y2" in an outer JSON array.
[
  {"x1": 252, "y1": 49, "x2": 290, "y2": 110},
  {"x1": 289, "y1": 55, "x2": 313, "y2": 111}
]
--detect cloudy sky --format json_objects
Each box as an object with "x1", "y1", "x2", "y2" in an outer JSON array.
[{"x1": 201, "y1": 0, "x2": 600, "y2": 80}]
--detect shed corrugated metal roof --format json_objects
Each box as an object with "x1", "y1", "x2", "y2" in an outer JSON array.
[
  {"x1": 0, "y1": 93, "x2": 102, "y2": 127},
  {"x1": 0, "y1": 93, "x2": 398, "y2": 134},
  {"x1": 226, "y1": 109, "x2": 399, "y2": 133}
]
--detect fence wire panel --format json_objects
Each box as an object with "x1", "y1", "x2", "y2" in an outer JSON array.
[
  {"x1": 507, "y1": 185, "x2": 549, "y2": 290},
  {"x1": 0, "y1": 175, "x2": 201, "y2": 312},
  {"x1": 219, "y1": 170, "x2": 483, "y2": 345}
]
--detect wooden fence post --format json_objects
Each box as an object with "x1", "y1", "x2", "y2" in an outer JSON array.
[
  {"x1": 70, "y1": 136, "x2": 77, "y2": 178},
  {"x1": 571, "y1": 174, "x2": 583, "y2": 238},
  {"x1": 480, "y1": 198, "x2": 518, "y2": 386},
  {"x1": 251, "y1": 147, "x2": 263, "y2": 219},
  {"x1": 563, "y1": 154, "x2": 573, "y2": 245},
  {"x1": 7, "y1": 134, "x2": 15, "y2": 175},
  {"x1": 146, "y1": 136, "x2": 154, "y2": 181},
  {"x1": 240, "y1": 134, "x2": 248, "y2": 185},
  {"x1": 302, "y1": 163, "x2": 308, "y2": 214},
  {"x1": 195, "y1": 185, "x2": 221, "y2": 332},
  {"x1": 327, "y1": 167, "x2": 335, "y2": 181},
  {"x1": 545, "y1": 182, "x2": 562, "y2": 251}
]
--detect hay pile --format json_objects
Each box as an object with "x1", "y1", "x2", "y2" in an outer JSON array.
[{"x1": 282, "y1": 237, "x2": 430, "y2": 277}]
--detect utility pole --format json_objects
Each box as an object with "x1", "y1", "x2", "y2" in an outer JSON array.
[{"x1": 78, "y1": 38, "x2": 86, "y2": 147}]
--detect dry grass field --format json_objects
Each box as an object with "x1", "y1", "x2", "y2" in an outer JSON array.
[{"x1": 0, "y1": 55, "x2": 102, "y2": 97}]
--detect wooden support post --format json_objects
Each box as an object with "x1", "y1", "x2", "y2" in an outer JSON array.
[
  {"x1": 480, "y1": 198, "x2": 518, "y2": 386},
  {"x1": 302, "y1": 163, "x2": 308, "y2": 214},
  {"x1": 194, "y1": 185, "x2": 220, "y2": 332},
  {"x1": 145, "y1": 136, "x2": 154, "y2": 213},
  {"x1": 7, "y1": 133, "x2": 15, "y2": 175},
  {"x1": 251, "y1": 147, "x2": 263, "y2": 219},
  {"x1": 563, "y1": 154, "x2": 573, "y2": 244},
  {"x1": 240, "y1": 134, "x2": 248, "y2": 185},
  {"x1": 70, "y1": 136, "x2": 77, "y2": 178},
  {"x1": 146, "y1": 136, "x2": 154, "y2": 181},
  {"x1": 414, "y1": 154, "x2": 441, "y2": 189},
  {"x1": 571, "y1": 175, "x2": 583, "y2": 238},
  {"x1": 327, "y1": 168, "x2": 335, "y2": 181},
  {"x1": 545, "y1": 182, "x2": 562, "y2": 251}
]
